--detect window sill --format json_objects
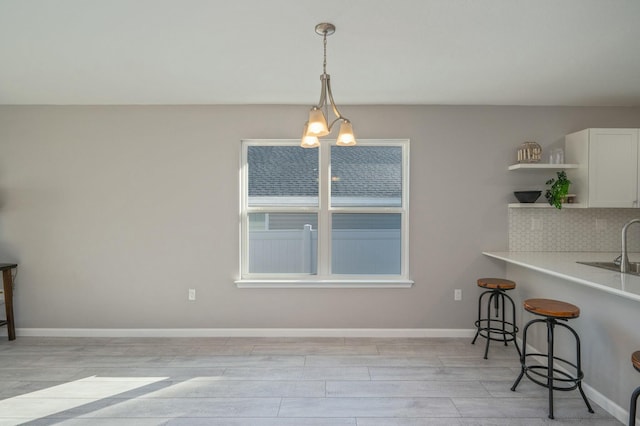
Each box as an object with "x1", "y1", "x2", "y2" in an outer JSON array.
[{"x1": 235, "y1": 279, "x2": 414, "y2": 289}]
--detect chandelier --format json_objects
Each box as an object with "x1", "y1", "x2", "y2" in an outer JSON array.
[{"x1": 301, "y1": 23, "x2": 356, "y2": 148}]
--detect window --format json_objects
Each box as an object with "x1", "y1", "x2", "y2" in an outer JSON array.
[{"x1": 238, "y1": 139, "x2": 411, "y2": 288}]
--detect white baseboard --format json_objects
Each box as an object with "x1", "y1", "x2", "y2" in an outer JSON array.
[
  {"x1": 581, "y1": 381, "x2": 631, "y2": 425},
  {"x1": 14, "y1": 328, "x2": 477, "y2": 338}
]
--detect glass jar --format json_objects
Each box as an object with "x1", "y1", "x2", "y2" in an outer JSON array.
[{"x1": 548, "y1": 148, "x2": 564, "y2": 164}]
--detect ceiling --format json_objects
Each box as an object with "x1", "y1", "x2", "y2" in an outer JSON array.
[{"x1": 1, "y1": 0, "x2": 639, "y2": 106}]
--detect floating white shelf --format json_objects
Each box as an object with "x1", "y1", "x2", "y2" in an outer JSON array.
[
  {"x1": 508, "y1": 163, "x2": 579, "y2": 170},
  {"x1": 508, "y1": 203, "x2": 585, "y2": 208}
]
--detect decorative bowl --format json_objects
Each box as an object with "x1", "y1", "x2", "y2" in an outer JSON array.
[{"x1": 514, "y1": 190, "x2": 542, "y2": 203}]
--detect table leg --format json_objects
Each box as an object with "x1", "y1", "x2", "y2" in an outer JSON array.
[{"x1": 2, "y1": 269, "x2": 15, "y2": 340}]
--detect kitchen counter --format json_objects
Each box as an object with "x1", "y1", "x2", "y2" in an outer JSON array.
[{"x1": 482, "y1": 251, "x2": 640, "y2": 303}]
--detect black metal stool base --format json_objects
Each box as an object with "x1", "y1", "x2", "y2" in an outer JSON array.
[
  {"x1": 630, "y1": 385, "x2": 640, "y2": 426},
  {"x1": 511, "y1": 317, "x2": 594, "y2": 419},
  {"x1": 471, "y1": 288, "x2": 521, "y2": 359},
  {"x1": 630, "y1": 363, "x2": 640, "y2": 426}
]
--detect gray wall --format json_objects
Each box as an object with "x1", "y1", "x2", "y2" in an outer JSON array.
[{"x1": 1, "y1": 105, "x2": 639, "y2": 330}]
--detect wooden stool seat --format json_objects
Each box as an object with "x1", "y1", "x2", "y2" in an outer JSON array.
[
  {"x1": 524, "y1": 298, "x2": 580, "y2": 318},
  {"x1": 633, "y1": 351, "x2": 640, "y2": 371},
  {"x1": 477, "y1": 278, "x2": 516, "y2": 290}
]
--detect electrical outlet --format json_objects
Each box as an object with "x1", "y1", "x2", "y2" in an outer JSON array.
[
  {"x1": 454, "y1": 289, "x2": 462, "y2": 301},
  {"x1": 188, "y1": 288, "x2": 196, "y2": 301}
]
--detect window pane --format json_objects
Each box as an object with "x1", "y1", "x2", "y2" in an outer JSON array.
[
  {"x1": 331, "y1": 146, "x2": 402, "y2": 207},
  {"x1": 248, "y1": 213, "x2": 317, "y2": 274},
  {"x1": 248, "y1": 146, "x2": 318, "y2": 206},
  {"x1": 331, "y1": 213, "x2": 401, "y2": 274}
]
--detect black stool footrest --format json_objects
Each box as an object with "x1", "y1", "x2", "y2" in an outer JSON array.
[
  {"x1": 522, "y1": 353, "x2": 583, "y2": 391},
  {"x1": 474, "y1": 320, "x2": 519, "y2": 343}
]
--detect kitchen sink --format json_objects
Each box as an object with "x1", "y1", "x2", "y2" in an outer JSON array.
[{"x1": 577, "y1": 261, "x2": 640, "y2": 275}]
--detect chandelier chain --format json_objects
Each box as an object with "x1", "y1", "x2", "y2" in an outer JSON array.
[{"x1": 323, "y1": 32, "x2": 328, "y2": 75}]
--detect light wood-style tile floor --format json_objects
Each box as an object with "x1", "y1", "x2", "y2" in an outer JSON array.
[{"x1": 0, "y1": 336, "x2": 622, "y2": 425}]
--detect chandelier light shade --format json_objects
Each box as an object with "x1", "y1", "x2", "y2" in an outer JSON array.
[
  {"x1": 301, "y1": 122, "x2": 320, "y2": 148},
  {"x1": 301, "y1": 23, "x2": 356, "y2": 148},
  {"x1": 337, "y1": 120, "x2": 356, "y2": 146},
  {"x1": 307, "y1": 107, "x2": 330, "y2": 136}
]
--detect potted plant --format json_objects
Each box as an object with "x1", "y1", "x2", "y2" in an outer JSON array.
[{"x1": 545, "y1": 170, "x2": 571, "y2": 209}]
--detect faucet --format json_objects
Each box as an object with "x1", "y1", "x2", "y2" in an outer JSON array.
[{"x1": 621, "y1": 219, "x2": 640, "y2": 273}]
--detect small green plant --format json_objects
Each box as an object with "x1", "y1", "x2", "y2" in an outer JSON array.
[{"x1": 545, "y1": 170, "x2": 571, "y2": 209}]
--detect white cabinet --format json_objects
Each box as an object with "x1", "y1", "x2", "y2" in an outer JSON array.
[{"x1": 565, "y1": 128, "x2": 640, "y2": 208}]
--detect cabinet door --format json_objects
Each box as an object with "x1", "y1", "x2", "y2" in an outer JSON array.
[{"x1": 588, "y1": 129, "x2": 639, "y2": 207}]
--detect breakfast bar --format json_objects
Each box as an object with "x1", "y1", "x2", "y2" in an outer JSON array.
[
  {"x1": 483, "y1": 251, "x2": 640, "y2": 423},
  {"x1": 483, "y1": 251, "x2": 640, "y2": 302}
]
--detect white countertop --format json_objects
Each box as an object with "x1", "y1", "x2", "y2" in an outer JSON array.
[{"x1": 482, "y1": 251, "x2": 640, "y2": 302}]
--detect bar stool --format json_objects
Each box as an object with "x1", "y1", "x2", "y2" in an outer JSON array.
[
  {"x1": 629, "y1": 351, "x2": 640, "y2": 426},
  {"x1": 471, "y1": 278, "x2": 520, "y2": 359},
  {"x1": 511, "y1": 298, "x2": 594, "y2": 419}
]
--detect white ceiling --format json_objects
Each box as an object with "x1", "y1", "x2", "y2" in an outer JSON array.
[{"x1": 1, "y1": 0, "x2": 639, "y2": 106}]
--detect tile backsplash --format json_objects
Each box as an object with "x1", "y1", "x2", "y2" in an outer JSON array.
[{"x1": 509, "y1": 208, "x2": 640, "y2": 252}]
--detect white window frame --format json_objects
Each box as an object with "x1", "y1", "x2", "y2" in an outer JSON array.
[{"x1": 236, "y1": 139, "x2": 413, "y2": 288}]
